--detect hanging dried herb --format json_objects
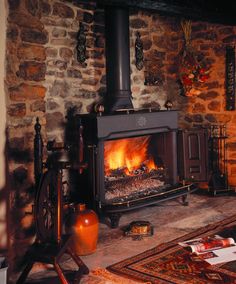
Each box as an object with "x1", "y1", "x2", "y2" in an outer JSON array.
[{"x1": 179, "y1": 20, "x2": 210, "y2": 97}]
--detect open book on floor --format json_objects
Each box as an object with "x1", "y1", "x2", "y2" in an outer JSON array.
[{"x1": 178, "y1": 235, "x2": 236, "y2": 265}]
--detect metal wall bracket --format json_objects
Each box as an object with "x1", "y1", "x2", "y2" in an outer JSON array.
[
  {"x1": 135, "y1": 32, "x2": 144, "y2": 70},
  {"x1": 76, "y1": 22, "x2": 87, "y2": 65},
  {"x1": 225, "y1": 45, "x2": 235, "y2": 110}
]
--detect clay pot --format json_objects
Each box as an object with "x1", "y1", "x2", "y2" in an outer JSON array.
[{"x1": 70, "y1": 203, "x2": 99, "y2": 256}]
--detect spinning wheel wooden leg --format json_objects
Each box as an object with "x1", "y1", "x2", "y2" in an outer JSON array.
[
  {"x1": 16, "y1": 262, "x2": 34, "y2": 284},
  {"x1": 16, "y1": 236, "x2": 89, "y2": 284},
  {"x1": 67, "y1": 246, "x2": 89, "y2": 274},
  {"x1": 16, "y1": 168, "x2": 89, "y2": 284},
  {"x1": 54, "y1": 262, "x2": 69, "y2": 284}
]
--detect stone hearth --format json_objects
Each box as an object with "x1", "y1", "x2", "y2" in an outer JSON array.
[{"x1": 10, "y1": 190, "x2": 236, "y2": 283}]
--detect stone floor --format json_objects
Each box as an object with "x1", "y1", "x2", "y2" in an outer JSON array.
[{"x1": 13, "y1": 189, "x2": 236, "y2": 283}]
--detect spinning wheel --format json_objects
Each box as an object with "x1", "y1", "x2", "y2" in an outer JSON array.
[
  {"x1": 16, "y1": 119, "x2": 89, "y2": 284},
  {"x1": 35, "y1": 169, "x2": 61, "y2": 243}
]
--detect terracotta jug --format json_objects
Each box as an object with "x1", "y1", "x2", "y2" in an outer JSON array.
[{"x1": 71, "y1": 203, "x2": 99, "y2": 256}]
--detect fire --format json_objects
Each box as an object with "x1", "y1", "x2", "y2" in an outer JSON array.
[{"x1": 104, "y1": 136, "x2": 157, "y2": 176}]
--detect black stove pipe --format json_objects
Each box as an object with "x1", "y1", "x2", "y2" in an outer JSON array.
[{"x1": 104, "y1": 6, "x2": 133, "y2": 112}]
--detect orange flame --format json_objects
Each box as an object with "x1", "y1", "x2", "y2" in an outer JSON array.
[{"x1": 104, "y1": 136, "x2": 157, "y2": 176}]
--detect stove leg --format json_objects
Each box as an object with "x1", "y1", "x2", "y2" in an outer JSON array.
[
  {"x1": 109, "y1": 213, "x2": 122, "y2": 228},
  {"x1": 181, "y1": 193, "x2": 189, "y2": 206}
]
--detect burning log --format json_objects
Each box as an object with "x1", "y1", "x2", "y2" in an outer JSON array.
[
  {"x1": 105, "y1": 167, "x2": 127, "y2": 180},
  {"x1": 105, "y1": 168, "x2": 164, "y2": 183},
  {"x1": 105, "y1": 169, "x2": 169, "y2": 202}
]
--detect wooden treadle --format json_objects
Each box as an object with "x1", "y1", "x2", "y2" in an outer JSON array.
[{"x1": 16, "y1": 235, "x2": 89, "y2": 284}]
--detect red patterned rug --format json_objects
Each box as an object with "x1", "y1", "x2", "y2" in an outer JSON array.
[{"x1": 107, "y1": 215, "x2": 236, "y2": 283}]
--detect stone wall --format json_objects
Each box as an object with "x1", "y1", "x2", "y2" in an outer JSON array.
[
  {"x1": 5, "y1": 0, "x2": 236, "y2": 278},
  {"x1": 129, "y1": 12, "x2": 236, "y2": 186}
]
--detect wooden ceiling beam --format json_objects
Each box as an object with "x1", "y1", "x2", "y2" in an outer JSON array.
[{"x1": 95, "y1": 0, "x2": 236, "y2": 25}]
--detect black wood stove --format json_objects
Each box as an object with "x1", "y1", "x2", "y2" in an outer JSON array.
[
  {"x1": 77, "y1": 110, "x2": 196, "y2": 227},
  {"x1": 74, "y1": 5, "x2": 199, "y2": 227}
]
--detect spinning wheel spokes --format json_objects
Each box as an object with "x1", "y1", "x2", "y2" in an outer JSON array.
[
  {"x1": 41, "y1": 186, "x2": 53, "y2": 230},
  {"x1": 35, "y1": 170, "x2": 59, "y2": 242}
]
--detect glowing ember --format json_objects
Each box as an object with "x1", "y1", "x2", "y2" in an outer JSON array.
[{"x1": 104, "y1": 136, "x2": 158, "y2": 176}]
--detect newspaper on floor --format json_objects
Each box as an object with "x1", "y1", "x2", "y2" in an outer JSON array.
[{"x1": 178, "y1": 235, "x2": 236, "y2": 265}]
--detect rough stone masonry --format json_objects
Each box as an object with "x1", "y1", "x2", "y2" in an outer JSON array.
[{"x1": 4, "y1": 0, "x2": 236, "y2": 279}]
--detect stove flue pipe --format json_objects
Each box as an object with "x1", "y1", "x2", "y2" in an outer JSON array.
[{"x1": 104, "y1": 5, "x2": 133, "y2": 112}]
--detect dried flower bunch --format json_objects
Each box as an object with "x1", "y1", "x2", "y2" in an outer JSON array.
[{"x1": 179, "y1": 20, "x2": 210, "y2": 97}]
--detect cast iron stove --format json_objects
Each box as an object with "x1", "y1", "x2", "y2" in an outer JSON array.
[{"x1": 78, "y1": 109, "x2": 195, "y2": 227}]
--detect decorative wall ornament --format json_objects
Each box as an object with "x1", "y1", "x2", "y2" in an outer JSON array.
[
  {"x1": 76, "y1": 22, "x2": 87, "y2": 65},
  {"x1": 135, "y1": 32, "x2": 144, "y2": 70},
  {"x1": 179, "y1": 20, "x2": 210, "y2": 97},
  {"x1": 225, "y1": 45, "x2": 235, "y2": 111},
  {"x1": 164, "y1": 99, "x2": 173, "y2": 110},
  {"x1": 144, "y1": 59, "x2": 163, "y2": 86}
]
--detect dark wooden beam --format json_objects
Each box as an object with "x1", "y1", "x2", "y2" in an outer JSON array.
[{"x1": 95, "y1": 0, "x2": 236, "y2": 25}]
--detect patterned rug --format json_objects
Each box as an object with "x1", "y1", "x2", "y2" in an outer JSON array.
[
  {"x1": 26, "y1": 267, "x2": 149, "y2": 283},
  {"x1": 81, "y1": 268, "x2": 150, "y2": 283},
  {"x1": 107, "y1": 215, "x2": 236, "y2": 283}
]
